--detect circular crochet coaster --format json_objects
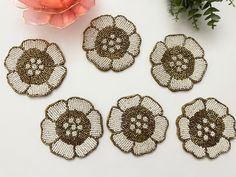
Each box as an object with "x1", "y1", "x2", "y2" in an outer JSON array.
[
  {"x1": 4, "y1": 39, "x2": 67, "y2": 97},
  {"x1": 83, "y1": 15, "x2": 141, "y2": 72},
  {"x1": 41, "y1": 97, "x2": 103, "y2": 160},
  {"x1": 150, "y1": 34, "x2": 208, "y2": 92},
  {"x1": 107, "y1": 94, "x2": 168, "y2": 156},
  {"x1": 176, "y1": 98, "x2": 236, "y2": 159}
]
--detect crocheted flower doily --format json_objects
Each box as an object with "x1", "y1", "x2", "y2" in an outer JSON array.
[
  {"x1": 107, "y1": 94, "x2": 168, "y2": 156},
  {"x1": 41, "y1": 97, "x2": 103, "y2": 160},
  {"x1": 4, "y1": 39, "x2": 67, "y2": 97},
  {"x1": 177, "y1": 98, "x2": 236, "y2": 159},
  {"x1": 83, "y1": 15, "x2": 141, "y2": 72},
  {"x1": 150, "y1": 34, "x2": 208, "y2": 92}
]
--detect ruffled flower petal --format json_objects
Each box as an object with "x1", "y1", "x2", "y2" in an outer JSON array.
[
  {"x1": 87, "y1": 110, "x2": 103, "y2": 138},
  {"x1": 223, "y1": 115, "x2": 236, "y2": 139},
  {"x1": 47, "y1": 66, "x2": 67, "y2": 88},
  {"x1": 151, "y1": 64, "x2": 171, "y2": 86},
  {"x1": 177, "y1": 116, "x2": 190, "y2": 140},
  {"x1": 183, "y1": 98, "x2": 205, "y2": 118},
  {"x1": 83, "y1": 27, "x2": 98, "y2": 50},
  {"x1": 111, "y1": 132, "x2": 134, "y2": 153},
  {"x1": 22, "y1": 39, "x2": 48, "y2": 51},
  {"x1": 118, "y1": 94, "x2": 141, "y2": 112},
  {"x1": 75, "y1": 137, "x2": 98, "y2": 158},
  {"x1": 140, "y1": 96, "x2": 163, "y2": 116},
  {"x1": 46, "y1": 100, "x2": 67, "y2": 121},
  {"x1": 206, "y1": 98, "x2": 228, "y2": 117},
  {"x1": 151, "y1": 116, "x2": 168, "y2": 142},
  {"x1": 115, "y1": 15, "x2": 136, "y2": 35},
  {"x1": 51, "y1": 139, "x2": 75, "y2": 160},
  {"x1": 164, "y1": 34, "x2": 186, "y2": 48},
  {"x1": 87, "y1": 50, "x2": 112, "y2": 71},
  {"x1": 189, "y1": 58, "x2": 208, "y2": 82},
  {"x1": 169, "y1": 78, "x2": 193, "y2": 92},
  {"x1": 67, "y1": 97, "x2": 93, "y2": 115},
  {"x1": 112, "y1": 53, "x2": 135, "y2": 72},
  {"x1": 207, "y1": 137, "x2": 230, "y2": 159},
  {"x1": 5, "y1": 47, "x2": 24, "y2": 71},
  {"x1": 41, "y1": 119, "x2": 59, "y2": 144},
  {"x1": 127, "y1": 33, "x2": 141, "y2": 56},
  {"x1": 26, "y1": 83, "x2": 51, "y2": 96},
  {"x1": 184, "y1": 140, "x2": 206, "y2": 158},
  {"x1": 133, "y1": 138, "x2": 156, "y2": 156},
  {"x1": 107, "y1": 107, "x2": 124, "y2": 133},
  {"x1": 150, "y1": 42, "x2": 167, "y2": 65},
  {"x1": 46, "y1": 43, "x2": 65, "y2": 65},
  {"x1": 91, "y1": 15, "x2": 114, "y2": 30},
  {"x1": 184, "y1": 37, "x2": 204, "y2": 58},
  {"x1": 7, "y1": 72, "x2": 29, "y2": 94}
]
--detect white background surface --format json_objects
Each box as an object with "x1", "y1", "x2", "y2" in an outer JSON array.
[{"x1": 0, "y1": 0, "x2": 236, "y2": 177}]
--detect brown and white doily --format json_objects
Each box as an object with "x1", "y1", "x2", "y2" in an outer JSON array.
[
  {"x1": 177, "y1": 97, "x2": 236, "y2": 159},
  {"x1": 107, "y1": 94, "x2": 168, "y2": 156},
  {"x1": 5, "y1": 39, "x2": 67, "y2": 97},
  {"x1": 83, "y1": 15, "x2": 141, "y2": 72},
  {"x1": 41, "y1": 97, "x2": 103, "y2": 160}
]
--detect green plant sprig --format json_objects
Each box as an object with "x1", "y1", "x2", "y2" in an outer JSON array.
[{"x1": 170, "y1": 0, "x2": 234, "y2": 30}]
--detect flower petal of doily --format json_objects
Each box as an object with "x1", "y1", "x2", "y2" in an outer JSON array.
[
  {"x1": 140, "y1": 96, "x2": 163, "y2": 116},
  {"x1": 111, "y1": 132, "x2": 134, "y2": 153},
  {"x1": 91, "y1": 15, "x2": 114, "y2": 30},
  {"x1": 183, "y1": 98, "x2": 205, "y2": 118},
  {"x1": 132, "y1": 138, "x2": 157, "y2": 156},
  {"x1": 46, "y1": 43, "x2": 65, "y2": 65},
  {"x1": 206, "y1": 98, "x2": 228, "y2": 117},
  {"x1": 184, "y1": 140, "x2": 206, "y2": 158},
  {"x1": 22, "y1": 39, "x2": 48, "y2": 51},
  {"x1": 7, "y1": 72, "x2": 29, "y2": 94},
  {"x1": 118, "y1": 94, "x2": 141, "y2": 112},
  {"x1": 87, "y1": 50, "x2": 112, "y2": 71},
  {"x1": 41, "y1": 119, "x2": 59, "y2": 144},
  {"x1": 164, "y1": 34, "x2": 186, "y2": 48},
  {"x1": 112, "y1": 53, "x2": 135, "y2": 72},
  {"x1": 115, "y1": 15, "x2": 136, "y2": 35},
  {"x1": 51, "y1": 139, "x2": 75, "y2": 160},
  {"x1": 83, "y1": 27, "x2": 98, "y2": 50},
  {"x1": 47, "y1": 66, "x2": 67, "y2": 88},
  {"x1": 46, "y1": 100, "x2": 67, "y2": 121},
  {"x1": 75, "y1": 137, "x2": 98, "y2": 158},
  {"x1": 67, "y1": 97, "x2": 93, "y2": 115},
  {"x1": 189, "y1": 58, "x2": 207, "y2": 82},
  {"x1": 87, "y1": 110, "x2": 103, "y2": 138},
  {"x1": 184, "y1": 37, "x2": 204, "y2": 58},
  {"x1": 107, "y1": 107, "x2": 123, "y2": 133},
  {"x1": 151, "y1": 116, "x2": 168, "y2": 142},
  {"x1": 177, "y1": 116, "x2": 190, "y2": 140},
  {"x1": 223, "y1": 115, "x2": 236, "y2": 139},
  {"x1": 5, "y1": 47, "x2": 24, "y2": 71},
  {"x1": 207, "y1": 137, "x2": 230, "y2": 159},
  {"x1": 127, "y1": 33, "x2": 141, "y2": 56},
  {"x1": 151, "y1": 64, "x2": 171, "y2": 87},
  {"x1": 150, "y1": 42, "x2": 167, "y2": 65},
  {"x1": 26, "y1": 83, "x2": 51, "y2": 97},
  {"x1": 169, "y1": 78, "x2": 193, "y2": 92}
]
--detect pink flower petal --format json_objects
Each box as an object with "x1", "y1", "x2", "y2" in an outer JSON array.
[
  {"x1": 23, "y1": 9, "x2": 51, "y2": 25},
  {"x1": 49, "y1": 10, "x2": 77, "y2": 28}
]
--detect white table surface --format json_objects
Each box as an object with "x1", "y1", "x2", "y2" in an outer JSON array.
[{"x1": 0, "y1": 0, "x2": 236, "y2": 177}]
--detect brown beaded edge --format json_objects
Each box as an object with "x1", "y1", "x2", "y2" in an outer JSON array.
[
  {"x1": 82, "y1": 15, "x2": 142, "y2": 72},
  {"x1": 150, "y1": 34, "x2": 208, "y2": 92},
  {"x1": 107, "y1": 94, "x2": 169, "y2": 156},
  {"x1": 4, "y1": 39, "x2": 67, "y2": 98},
  {"x1": 176, "y1": 97, "x2": 236, "y2": 160},
  {"x1": 40, "y1": 97, "x2": 104, "y2": 160}
]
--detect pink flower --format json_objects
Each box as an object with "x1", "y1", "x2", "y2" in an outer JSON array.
[{"x1": 17, "y1": 0, "x2": 95, "y2": 28}]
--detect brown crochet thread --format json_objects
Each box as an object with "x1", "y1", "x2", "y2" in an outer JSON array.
[
  {"x1": 107, "y1": 94, "x2": 168, "y2": 156},
  {"x1": 176, "y1": 97, "x2": 236, "y2": 159},
  {"x1": 150, "y1": 34, "x2": 208, "y2": 92},
  {"x1": 41, "y1": 97, "x2": 103, "y2": 160},
  {"x1": 83, "y1": 15, "x2": 141, "y2": 72},
  {"x1": 4, "y1": 39, "x2": 67, "y2": 97}
]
